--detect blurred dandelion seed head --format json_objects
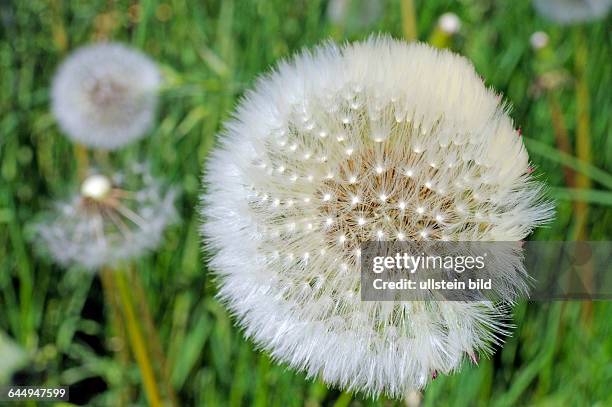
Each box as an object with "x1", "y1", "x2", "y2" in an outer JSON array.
[
  {"x1": 81, "y1": 174, "x2": 112, "y2": 200},
  {"x1": 326, "y1": 0, "x2": 383, "y2": 29},
  {"x1": 530, "y1": 31, "x2": 550, "y2": 50},
  {"x1": 35, "y1": 164, "x2": 177, "y2": 270},
  {"x1": 51, "y1": 42, "x2": 161, "y2": 150},
  {"x1": 533, "y1": 0, "x2": 611, "y2": 24},
  {"x1": 201, "y1": 37, "x2": 553, "y2": 397},
  {"x1": 438, "y1": 12, "x2": 461, "y2": 35}
]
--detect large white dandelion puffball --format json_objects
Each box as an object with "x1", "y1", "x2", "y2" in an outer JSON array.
[
  {"x1": 201, "y1": 37, "x2": 552, "y2": 397},
  {"x1": 51, "y1": 42, "x2": 161, "y2": 150}
]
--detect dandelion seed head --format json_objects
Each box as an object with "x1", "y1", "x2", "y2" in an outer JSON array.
[
  {"x1": 35, "y1": 164, "x2": 177, "y2": 270},
  {"x1": 80, "y1": 174, "x2": 112, "y2": 200},
  {"x1": 51, "y1": 43, "x2": 161, "y2": 150},
  {"x1": 533, "y1": 0, "x2": 611, "y2": 24},
  {"x1": 201, "y1": 37, "x2": 553, "y2": 397},
  {"x1": 530, "y1": 31, "x2": 550, "y2": 50},
  {"x1": 438, "y1": 12, "x2": 461, "y2": 35}
]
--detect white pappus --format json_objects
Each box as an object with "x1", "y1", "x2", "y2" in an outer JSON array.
[
  {"x1": 51, "y1": 42, "x2": 161, "y2": 150},
  {"x1": 201, "y1": 37, "x2": 553, "y2": 398},
  {"x1": 34, "y1": 164, "x2": 177, "y2": 271}
]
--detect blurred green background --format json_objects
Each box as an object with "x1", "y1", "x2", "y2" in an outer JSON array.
[{"x1": 0, "y1": 0, "x2": 610, "y2": 406}]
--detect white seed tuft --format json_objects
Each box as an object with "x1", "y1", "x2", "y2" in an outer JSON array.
[
  {"x1": 35, "y1": 164, "x2": 177, "y2": 270},
  {"x1": 438, "y1": 12, "x2": 461, "y2": 35},
  {"x1": 51, "y1": 43, "x2": 161, "y2": 150},
  {"x1": 530, "y1": 31, "x2": 550, "y2": 50}
]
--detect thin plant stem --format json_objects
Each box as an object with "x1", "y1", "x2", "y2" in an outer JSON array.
[
  {"x1": 114, "y1": 268, "x2": 164, "y2": 407},
  {"x1": 100, "y1": 267, "x2": 132, "y2": 406},
  {"x1": 130, "y1": 266, "x2": 178, "y2": 407},
  {"x1": 572, "y1": 27, "x2": 591, "y2": 241},
  {"x1": 400, "y1": 0, "x2": 418, "y2": 42},
  {"x1": 547, "y1": 93, "x2": 575, "y2": 187},
  {"x1": 332, "y1": 391, "x2": 352, "y2": 407},
  {"x1": 74, "y1": 143, "x2": 89, "y2": 181},
  {"x1": 523, "y1": 138, "x2": 612, "y2": 189},
  {"x1": 548, "y1": 187, "x2": 612, "y2": 206},
  {"x1": 93, "y1": 149, "x2": 111, "y2": 171},
  {"x1": 573, "y1": 27, "x2": 592, "y2": 321}
]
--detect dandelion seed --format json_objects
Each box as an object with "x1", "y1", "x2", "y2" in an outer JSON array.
[
  {"x1": 34, "y1": 164, "x2": 177, "y2": 270},
  {"x1": 51, "y1": 43, "x2": 161, "y2": 150},
  {"x1": 201, "y1": 37, "x2": 553, "y2": 398}
]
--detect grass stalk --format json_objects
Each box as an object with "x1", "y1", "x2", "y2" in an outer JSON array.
[
  {"x1": 548, "y1": 187, "x2": 612, "y2": 206},
  {"x1": 546, "y1": 93, "x2": 575, "y2": 187},
  {"x1": 74, "y1": 143, "x2": 89, "y2": 181},
  {"x1": 572, "y1": 27, "x2": 592, "y2": 241},
  {"x1": 400, "y1": 0, "x2": 418, "y2": 42},
  {"x1": 130, "y1": 266, "x2": 178, "y2": 407},
  {"x1": 573, "y1": 27, "x2": 593, "y2": 321},
  {"x1": 114, "y1": 268, "x2": 164, "y2": 407},
  {"x1": 100, "y1": 268, "x2": 132, "y2": 405},
  {"x1": 523, "y1": 138, "x2": 612, "y2": 189}
]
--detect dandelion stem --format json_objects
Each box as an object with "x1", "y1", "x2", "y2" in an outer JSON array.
[
  {"x1": 114, "y1": 268, "x2": 164, "y2": 407},
  {"x1": 130, "y1": 266, "x2": 179, "y2": 407},
  {"x1": 546, "y1": 93, "x2": 575, "y2": 187},
  {"x1": 573, "y1": 27, "x2": 593, "y2": 322},
  {"x1": 100, "y1": 268, "x2": 132, "y2": 405},
  {"x1": 572, "y1": 27, "x2": 591, "y2": 241},
  {"x1": 400, "y1": 0, "x2": 418, "y2": 42},
  {"x1": 332, "y1": 391, "x2": 352, "y2": 407},
  {"x1": 93, "y1": 149, "x2": 111, "y2": 170},
  {"x1": 74, "y1": 143, "x2": 89, "y2": 181},
  {"x1": 428, "y1": 27, "x2": 451, "y2": 49}
]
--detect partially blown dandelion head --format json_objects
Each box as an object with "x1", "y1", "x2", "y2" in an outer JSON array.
[
  {"x1": 51, "y1": 42, "x2": 161, "y2": 150},
  {"x1": 202, "y1": 38, "x2": 552, "y2": 397},
  {"x1": 533, "y1": 0, "x2": 611, "y2": 24},
  {"x1": 35, "y1": 164, "x2": 177, "y2": 270}
]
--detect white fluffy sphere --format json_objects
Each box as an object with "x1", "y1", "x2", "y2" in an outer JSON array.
[
  {"x1": 438, "y1": 12, "x2": 461, "y2": 35},
  {"x1": 201, "y1": 37, "x2": 552, "y2": 397},
  {"x1": 530, "y1": 31, "x2": 550, "y2": 50},
  {"x1": 51, "y1": 42, "x2": 161, "y2": 150}
]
